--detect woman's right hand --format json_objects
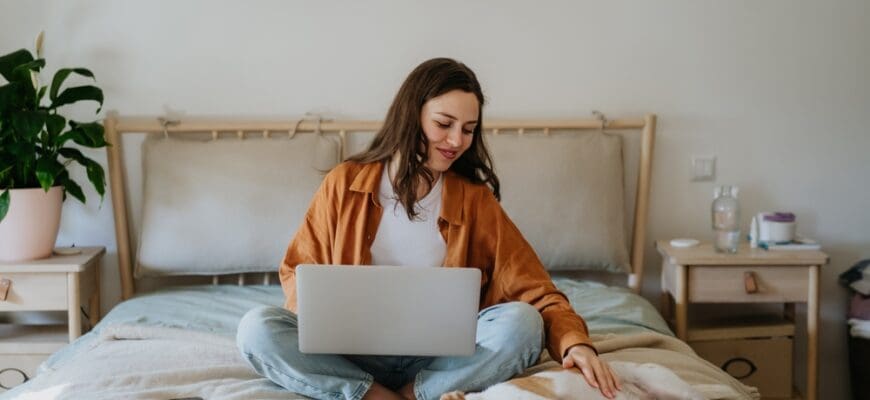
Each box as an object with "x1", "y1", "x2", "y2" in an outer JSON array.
[{"x1": 562, "y1": 344, "x2": 621, "y2": 399}]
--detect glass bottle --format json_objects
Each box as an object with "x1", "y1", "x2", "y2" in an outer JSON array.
[{"x1": 711, "y1": 185, "x2": 740, "y2": 253}]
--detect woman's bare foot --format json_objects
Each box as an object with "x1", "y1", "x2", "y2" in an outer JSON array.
[
  {"x1": 362, "y1": 381, "x2": 406, "y2": 400},
  {"x1": 398, "y1": 381, "x2": 416, "y2": 400}
]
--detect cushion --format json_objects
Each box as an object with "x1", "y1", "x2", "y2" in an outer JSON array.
[
  {"x1": 486, "y1": 131, "x2": 630, "y2": 273},
  {"x1": 136, "y1": 135, "x2": 336, "y2": 276}
]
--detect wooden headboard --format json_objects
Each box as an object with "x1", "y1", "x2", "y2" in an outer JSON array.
[{"x1": 104, "y1": 114, "x2": 656, "y2": 300}]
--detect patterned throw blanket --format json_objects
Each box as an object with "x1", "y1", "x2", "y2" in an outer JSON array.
[
  {"x1": 5, "y1": 324, "x2": 758, "y2": 400},
  {"x1": 445, "y1": 332, "x2": 759, "y2": 400}
]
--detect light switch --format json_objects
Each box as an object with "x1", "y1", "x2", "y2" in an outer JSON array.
[{"x1": 691, "y1": 155, "x2": 716, "y2": 181}]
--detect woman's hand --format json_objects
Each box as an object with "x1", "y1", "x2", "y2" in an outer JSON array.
[{"x1": 562, "y1": 344, "x2": 620, "y2": 399}]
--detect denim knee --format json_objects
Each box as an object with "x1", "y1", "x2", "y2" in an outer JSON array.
[
  {"x1": 412, "y1": 302, "x2": 544, "y2": 397},
  {"x1": 236, "y1": 306, "x2": 291, "y2": 354},
  {"x1": 487, "y1": 302, "x2": 543, "y2": 354}
]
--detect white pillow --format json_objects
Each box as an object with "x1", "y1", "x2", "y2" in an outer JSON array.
[
  {"x1": 136, "y1": 135, "x2": 338, "y2": 277},
  {"x1": 487, "y1": 131, "x2": 630, "y2": 273}
]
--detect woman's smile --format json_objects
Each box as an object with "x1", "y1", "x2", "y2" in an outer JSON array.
[{"x1": 437, "y1": 148, "x2": 459, "y2": 160}]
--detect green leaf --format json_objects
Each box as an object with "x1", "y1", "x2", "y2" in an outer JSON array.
[
  {"x1": 35, "y1": 157, "x2": 62, "y2": 191},
  {"x1": 10, "y1": 59, "x2": 45, "y2": 81},
  {"x1": 13, "y1": 155, "x2": 37, "y2": 188},
  {"x1": 10, "y1": 110, "x2": 46, "y2": 139},
  {"x1": 0, "y1": 165, "x2": 11, "y2": 183},
  {"x1": 0, "y1": 49, "x2": 34, "y2": 82},
  {"x1": 0, "y1": 168, "x2": 11, "y2": 190},
  {"x1": 60, "y1": 121, "x2": 107, "y2": 148},
  {"x1": 58, "y1": 147, "x2": 85, "y2": 161},
  {"x1": 50, "y1": 85, "x2": 103, "y2": 113},
  {"x1": 57, "y1": 172, "x2": 85, "y2": 203},
  {"x1": 59, "y1": 147, "x2": 105, "y2": 198},
  {"x1": 75, "y1": 122, "x2": 106, "y2": 146},
  {"x1": 10, "y1": 59, "x2": 44, "y2": 72},
  {"x1": 0, "y1": 189, "x2": 9, "y2": 222},
  {"x1": 0, "y1": 156, "x2": 17, "y2": 188},
  {"x1": 56, "y1": 130, "x2": 85, "y2": 147},
  {"x1": 86, "y1": 159, "x2": 105, "y2": 199},
  {"x1": 37, "y1": 85, "x2": 47, "y2": 105},
  {"x1": 6, "y1": 141, "x2": 36, "y2": 158},
  {"x1": 45, "y1": 114, "x2": 66, "y2": 147},
  {"x1": 50, "y1": 68, "x2": 95, "y2": 101},
  {"x1": 0, "y1": 83, "x2": 26, "y2": 113}
]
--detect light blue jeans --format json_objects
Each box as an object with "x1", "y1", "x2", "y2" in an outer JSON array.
[{"x1": 236, "y1": 301, "x2": 543, "y2": 400}]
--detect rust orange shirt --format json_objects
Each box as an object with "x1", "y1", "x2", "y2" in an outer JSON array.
[{"x1": 279, "y1": 161, "x2": 594, "y2": 361}]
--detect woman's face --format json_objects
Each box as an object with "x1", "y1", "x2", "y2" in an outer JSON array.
[{"x1": 420, "y1": 89, "x2": 479, "y2": 174}]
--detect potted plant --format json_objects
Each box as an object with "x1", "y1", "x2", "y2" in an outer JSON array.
[{"x1": 0, "y1": 32, "x2": 107, "y2": 262}]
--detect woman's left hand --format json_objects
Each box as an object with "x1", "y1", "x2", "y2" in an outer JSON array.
[{"x1": 562, "y1": 344, "x2": 621, "y2": 399}]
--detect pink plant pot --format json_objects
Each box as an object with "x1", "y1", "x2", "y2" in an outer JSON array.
[{"x1": 0, "y1": 186, "x2": 63, "y2": 262}]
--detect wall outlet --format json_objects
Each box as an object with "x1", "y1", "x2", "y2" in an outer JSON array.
[{"x1": 691, "y1": 155, "x2": 716, "y2": 181}]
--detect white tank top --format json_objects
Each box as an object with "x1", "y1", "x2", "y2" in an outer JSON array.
[{"x1": 370, "y1": 168, "x2": 446, "y2": 268}]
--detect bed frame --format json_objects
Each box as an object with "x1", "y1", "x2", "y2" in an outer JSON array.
[{"x1": 104, "y1": 114, "x2": 657, "y2": 300}]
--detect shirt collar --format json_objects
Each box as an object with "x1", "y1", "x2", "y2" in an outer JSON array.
[
  {"x1": 349, "y1": 161, "x2": 463, "y2": 226},
  {"x1": 349, "y1": 161, "x2": 382, "y2": 194},
  {"x1": 440, "y1": 170, "x2": 463, "y2": 226}
]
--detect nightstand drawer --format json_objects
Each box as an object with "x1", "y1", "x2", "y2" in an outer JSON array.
[
  {"x1": 0, "y1": 273, "x2": 68, "y2": 311},
  {"x1": 689, "y1": 266, "x2": 808, "y2": 303},
  {"x1": 0, "y1": 354, "x2": 46, "y2": 391}
]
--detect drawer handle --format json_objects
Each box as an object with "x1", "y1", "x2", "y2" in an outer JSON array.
[
  {"x1": 0, "y1": 367, "x2": 29, "y2": 389},
  {"x1": 721, "y1": 357, "x2": 758, "y2": 380},
  {"x1": 744, "y1": 271, "x2": 758, "y2": 294}
]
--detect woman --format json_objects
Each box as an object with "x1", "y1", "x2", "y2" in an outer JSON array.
[{"x1": 236, "y1": 58, "x2": 619, "y2": 400}]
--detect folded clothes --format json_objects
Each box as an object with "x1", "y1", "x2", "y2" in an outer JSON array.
[
  {"x1": 841, "y1": 259, "x2": 870, "y2": 288},
  {"x1": 848, "y1": 318, "x2": 870, "y2": 339},
  {"x1": 849, "y1": 293, "x2": 870, "y2": 320},
  {"x1": 852, "y1": 279, "x2": 870, "y2": 297}
]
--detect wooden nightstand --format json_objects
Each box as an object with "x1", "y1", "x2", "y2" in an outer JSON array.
[
  {"x1": 656, "y1": 241, "x2": 828, "y2": 400},
  {"x1": 0, "y1": 246, "x2": 104, "y2": 392}
]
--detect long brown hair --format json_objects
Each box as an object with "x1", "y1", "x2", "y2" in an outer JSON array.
[{"x1": 348, "y1": 57, "x2": 500, "y2": 220}]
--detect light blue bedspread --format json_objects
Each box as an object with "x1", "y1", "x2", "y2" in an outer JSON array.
[
  {"x1": 39, "y1": 280, "x2": 670, "y2": 372},
  {"x1": 551, "y1": 278, "x2": 673, "y2": 337},
  {"x1": 3, "y1": 280, "x2": 672, "y2": 399},
  {"x1": 39, "y1": 285, "x2": 286, "y2": 373}
]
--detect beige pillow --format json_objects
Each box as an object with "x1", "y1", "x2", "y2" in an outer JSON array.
[
  {"x1": 136, "y1": 135, "x2": 337, "y2": 277},
  {"x1": 487, "y1": 131, "x2": 630, "y2": 273}
]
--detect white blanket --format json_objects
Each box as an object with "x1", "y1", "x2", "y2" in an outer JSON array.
[{"x1": 849, "y1": 318, "x2": 870, "y2": 339}]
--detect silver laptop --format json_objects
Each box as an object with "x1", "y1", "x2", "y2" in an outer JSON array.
[{"x1": 296, "y1": 265, "x2": 481, "y2": 356}]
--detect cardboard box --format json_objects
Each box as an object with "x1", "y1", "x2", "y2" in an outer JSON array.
[{"x1": 691, "y1": 336, "x2": 793, "y2": 398}]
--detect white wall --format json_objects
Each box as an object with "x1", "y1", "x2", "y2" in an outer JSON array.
[{"x1": 2, "y1": 1, "x2": 868, "y2": 398}]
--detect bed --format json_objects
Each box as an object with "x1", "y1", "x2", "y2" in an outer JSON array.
[{"x1": 1, "y1": 114, "x2": 759, "y2": 400}]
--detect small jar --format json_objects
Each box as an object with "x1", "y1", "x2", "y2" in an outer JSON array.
[{"x1": 764, "y1": 212, "x2": 796, "y2": 243}]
